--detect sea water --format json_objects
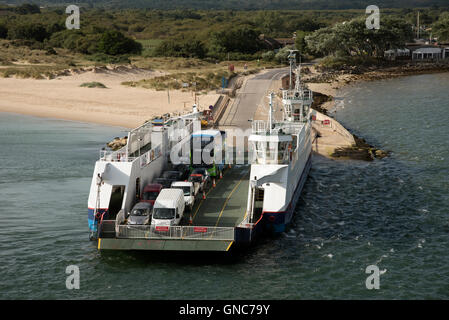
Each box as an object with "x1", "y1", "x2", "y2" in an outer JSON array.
[{"x1": 1, "y1": 73, "x2": 448, "y2": 299}]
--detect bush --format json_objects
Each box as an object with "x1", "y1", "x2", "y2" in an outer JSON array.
[
  {"x1": 14, "y1": 4, "x2": 41, "y2": 15},
  {"x1": 319, "y1": 55, "x2": 382, "y2": 71},
  {"x1": 274, "y1": 46, "x2": 295, "y2": 64},
  {"x1": 80, "y1": 82, "x2": 108, "y2": 88},
  {"x1": 86, "y1": 53, "x2": 131, "y2": 64},
  {"x1": 8, "y1": 23, "x2": 49, "y2": 42},
  {"x1": 49, "y1": 30, "x2": 101, "y2": 54},
  {"x1": 261, "y1": 51, "x2": 275, "y2": 61},
  {"x1": 0, "y1": 24, "x2": 8, "y2": 39},
  {"x1": 97, "y1": 30, "x2": 142, "y2": 55},
  {"x1": 154, "y1": 38, "x2": 206, "y2": 59}
]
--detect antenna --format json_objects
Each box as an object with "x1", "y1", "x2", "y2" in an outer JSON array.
[{"x1": 268, "y1": 92, "x2": 274, "y2": 134}]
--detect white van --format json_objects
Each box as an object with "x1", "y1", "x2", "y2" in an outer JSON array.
[
  {"x1": 151, "y1": 188, "x2": 185, "y2": 227},
  {"x1": 171, "y1": 181, "x2": 198, "y2": 211}
]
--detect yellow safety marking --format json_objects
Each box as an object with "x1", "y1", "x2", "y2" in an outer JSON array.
[
  {"x1": 226, "y1": 241, "x2": 234, "y2": 251},
  {"x1": 97, "y1": 238, "x2": 101, "y2": 250},
  {"x1": 214, "y1": 174, "x2": 246, "y2": 227},
  {"x1": 192, "y1": 168, "x2": 228, "y2": 221}
]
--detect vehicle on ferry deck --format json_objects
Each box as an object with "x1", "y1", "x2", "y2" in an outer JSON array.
[
  {"x1": 171, "y1": 181, "x2": 198, "y2": 211},
  {"x1": 151, "y1": 189, "x2": 185, "y2": 227},
  {"x1": 155, "y1": 178, "x2": 174, "y2": 189},
  {"x1": 188, "y1": 168, "x2": 210, "y2": 192},
  {"x1": 162, "y1": 171, "x2": 184, "y2": 181},
  {"x1": 141, "y1": 184, "x2": 163, "y2": 205},
  {"x1": 127, "y1": 202, "x2": 153, "y2": 225}
]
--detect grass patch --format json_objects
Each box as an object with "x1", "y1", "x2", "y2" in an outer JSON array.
[
  {"x1": 80, "y1": 82, "x2": 108, "y2": 88},
  {"x1": 137, "y1": 39, "x2": 164, "y2": 57},
  {"x1": 122, "y1": 70, "x2": 232, "y2": 91}
]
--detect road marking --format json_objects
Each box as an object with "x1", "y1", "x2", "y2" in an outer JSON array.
[
  {"x1": 191, "y1": 166, "x2": 230, "y2": 222},
  {"x1": 214, "y1": 173, "x2": 247, "y2": 227}
]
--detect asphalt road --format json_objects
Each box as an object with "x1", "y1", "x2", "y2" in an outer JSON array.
[{"x1": 219, "y1": 68, "x2": 289, "y2": 129}]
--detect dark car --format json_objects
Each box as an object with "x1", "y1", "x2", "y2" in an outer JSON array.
[
  {"x1": 162, "y1": 171, "x2": 184, "y2": 181},
  {"x1": 154, "y1": 178, "x2": 173, "y2": 189},
  {"x1": 172, "y1": 164, "x2": 190, "y2": 180},
  {"x1": 188, "y1": 168, "x2": 210, "y2": 192},
  {"x1": 127, "y1": 202, "x2": 153, "y2": 225}
]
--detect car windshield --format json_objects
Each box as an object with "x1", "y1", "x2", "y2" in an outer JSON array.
[
  {"x1": 189, "y1": 175, "x2": 202, "y2": 183},
  {"x1": 173, "y1": 186, "x2": 190, "y2": 196},
  {"x1": 131, "y1": 209, "x2": 149, "y2": 216},
  {"x1": 142, "y1": 191, "x2": 158, "y2": 201},
  {"x1": 153, "y1": 208, "x2": 175, "y2": 219},
  {"x1": 193, "y1": 169, "x2": 206, "y2": 175}
]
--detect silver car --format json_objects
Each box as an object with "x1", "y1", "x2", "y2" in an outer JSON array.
[{"x1": 127, "y1": 202, "x2": 153, "y2": 225}]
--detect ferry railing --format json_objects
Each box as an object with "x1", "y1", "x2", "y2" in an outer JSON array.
[
  {"x1": 252, "y1": 120, "x2": 267, "y2": 134},
  {"x1": 282, "y1": 89, "x2": 313, "y2": 102},
  {"x1": 100, "y1": 146, "x2": 135, "y2": 162},
  {"x1": 116, "y1": 225, "x2": 235, "y2": 241}
]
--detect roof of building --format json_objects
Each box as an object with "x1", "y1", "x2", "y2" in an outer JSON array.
[{"x1": 413, "y1": 47, "x2": 442, "y2": 54}]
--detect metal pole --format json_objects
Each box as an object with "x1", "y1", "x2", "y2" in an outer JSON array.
[{"x1": 269, "y1": 93, "x2": 273, "y2": 134}]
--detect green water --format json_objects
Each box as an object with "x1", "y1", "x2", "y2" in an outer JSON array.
[{"x1": 1, "y1": 73, "x2": 448, "y2": 299}]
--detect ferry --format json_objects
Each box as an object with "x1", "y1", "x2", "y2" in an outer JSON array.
[{"x1": 88, "y1": 52, "x2": 313, "y2": 251}]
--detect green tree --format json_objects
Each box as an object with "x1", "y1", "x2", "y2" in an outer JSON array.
[
  {"x1": 209, "y1": 27, "x2": 263, "y2": 57},
  {"x1": 8, "y1": 23, "x2": 49, "y2": 42},
  {"x1": 306, "y1": 16, "x2": 413, "y2": 58},
  {"x1": 295, "y1": 30, "x2": 310, "y2": 54},
  {"x1": 154, "y1": 38, "x2": 206, "y2": 58},
  {"x1": 432, "y1": 14, "x2": 449, "y2": 41},
  {"x1": 96, "y1": 30, "x2": 142, "y2": 55}
]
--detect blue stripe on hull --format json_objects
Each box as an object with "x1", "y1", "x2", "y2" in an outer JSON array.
[{"x1": 88, "y1": 208, "x2": 108, "y2": 232}]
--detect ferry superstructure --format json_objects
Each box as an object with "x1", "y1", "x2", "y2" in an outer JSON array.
[
  {"x1": 241, "y1": 53, "x2": 313, "y2": 234},
  {"x1": 87, "y1": 107, "x2": 200, "y2": 240}
]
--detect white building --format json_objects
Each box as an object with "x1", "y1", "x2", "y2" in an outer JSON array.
[
  {"x1": 384, "y1": 48, "x2": 410, "y2": 60},
  {"x1": 412, "y1": 47, "x2": 443, "y2": 60}
]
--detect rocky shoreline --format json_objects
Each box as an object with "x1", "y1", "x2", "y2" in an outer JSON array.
[{"x1": 304, "y1": 61, "x2": 449, "y2": 161}]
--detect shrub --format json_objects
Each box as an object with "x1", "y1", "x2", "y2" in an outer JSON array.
[
  {"x1": 261, "y1": 51, "x2": 275, "y2": 61},
  {"x1": 8, "y1": 23, "x2": 49, "y2": 42},
  {"x1": 86, "y1": 53, "x2": 131, "y2": 64},
  {"x1": 0, "y1": 24, "x2": 8, "y2": 39},
  {"x1": 14, "y1": 4, "x2": 41, "y2": 15},
  {"x1": 80, "y1": 82, "x2": 108, "y2": 88},
  {"x1": 97, "y1": 30, "x2": 142, "y2": 55}
]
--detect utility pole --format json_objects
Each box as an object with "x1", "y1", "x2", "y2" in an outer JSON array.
[
  {"x1": 167, "y1": 83, "x2": 170, "y2": 104},
  {"x1": 417, "y1": 11, "x2": 420, "y2": 39}
]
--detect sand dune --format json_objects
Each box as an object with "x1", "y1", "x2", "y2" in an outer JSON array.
[{"x1": 0, "y1": 67, "x2": 220, "y2": 128}]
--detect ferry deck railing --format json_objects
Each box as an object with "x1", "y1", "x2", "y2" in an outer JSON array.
[
  {"x1": 282, "y1": 89, "x2": 313, "y2": 102},
  {"x1": 115, "y1": 225, "x2": 235, "y2": 241}
]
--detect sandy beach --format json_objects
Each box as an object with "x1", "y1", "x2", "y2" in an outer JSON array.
[{"x1": 0, "y1": 67, "x2": 220, "y2": 129}]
